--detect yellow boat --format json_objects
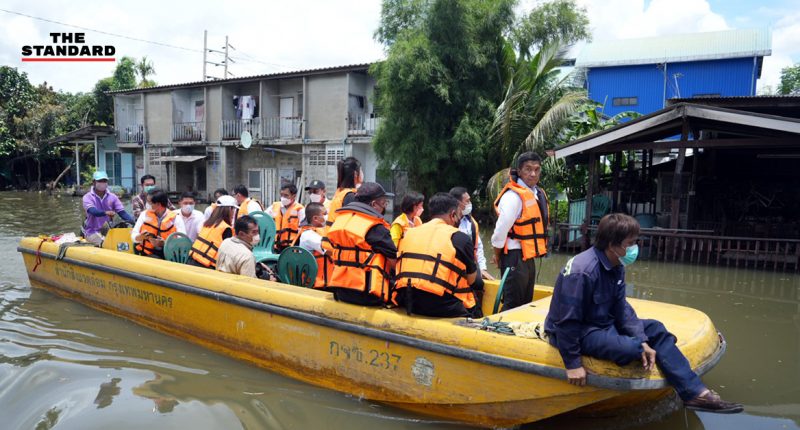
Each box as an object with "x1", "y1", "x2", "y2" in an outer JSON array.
[{"x1": 17, "y1": 237, "x2": 726, "y2": 428}]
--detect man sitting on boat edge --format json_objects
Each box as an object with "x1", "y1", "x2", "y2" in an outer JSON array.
[
  {"x1": 393, "y1": 193, "x2": 482, "y2": 318},
  {"x1": 323, "y1": 182, "x2": 396, "y2": 306},
  {"x1": 544, "y1": 213, "x2": 743, "y2": 414}
]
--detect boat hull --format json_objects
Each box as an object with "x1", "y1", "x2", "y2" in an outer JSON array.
[{"x1": 17, "y1": 238, "x2": 725, "y2": 427}]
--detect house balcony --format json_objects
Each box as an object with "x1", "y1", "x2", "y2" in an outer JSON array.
[
  {"x1": 262, "y1": 116, "x2": 303, "y2": 140},
  {"x1": 115, "y1": 124, "x2": 145, "y2": 144},
  {"x1": 348, "y1": 114, "x2": 381, "y2": 136},
  {"x1": 222, "y1": 118, "x2": 262, "y2": 140},
  {"x1": 172, "y1": 121, "x2": 204, "y2": 142}
]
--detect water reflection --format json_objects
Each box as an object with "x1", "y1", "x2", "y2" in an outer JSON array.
[{"x1": 1, "y1": 192, "x2": 799, "y2": 430}]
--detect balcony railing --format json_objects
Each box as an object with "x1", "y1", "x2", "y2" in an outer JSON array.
[
  {"x1": 348, "y1": 114, "x2": 381, "y2": 136},
  {"x1": 115, "y1": 124, "x2": 145, "y2": 144},
  {"x1": 222, "y1": 118, "x2": 262, "y2": 140},
  {"x1": 262, "y1": 116, "x2": 302, "y2": 139},
  {"x1": 172, "y1": 121, "x2": 203, "y2": 142}
]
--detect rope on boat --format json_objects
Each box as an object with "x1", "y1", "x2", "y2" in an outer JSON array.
[{"x1": 32, "y1": 237, "x2": 47, "y2": 272}]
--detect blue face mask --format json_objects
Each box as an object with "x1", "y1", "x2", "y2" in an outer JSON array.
[{"x1": 618, "y1": 244, "x2": 639, "y2": 266}]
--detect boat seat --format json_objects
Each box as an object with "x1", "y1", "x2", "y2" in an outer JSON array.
[
  {"x1": 492, "y1": 268, "x2": 511, "y2": 314},
  {"x1": 248, "y1": 211, "x2": 280, "y2": 263},
  {"x1": 164, "y1": 232, "x2": 193, "y2": 264},
  {"x1": 276, "y1": 246, "x2": 318, "y2": 288}
]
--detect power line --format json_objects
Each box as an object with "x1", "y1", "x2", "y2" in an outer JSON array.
[{"x1": 0, "y1": 8, "x2": 202, "y2": 53}]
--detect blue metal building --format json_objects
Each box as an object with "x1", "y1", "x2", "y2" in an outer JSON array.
[{"x1": 576, "y1": 28, "x2": 772, "y2": 116}]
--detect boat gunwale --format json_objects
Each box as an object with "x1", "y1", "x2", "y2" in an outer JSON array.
[{"x1": 18, "y1": 245, "x2": 726, "y2": 391}]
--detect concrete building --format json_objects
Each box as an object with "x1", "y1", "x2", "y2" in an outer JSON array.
[
  {"x1": 107, "y1": 63, "x2": 380, "y2": 203},
  {"x1": 575, "y1": 28, "x2": 772, "y2": 116}
]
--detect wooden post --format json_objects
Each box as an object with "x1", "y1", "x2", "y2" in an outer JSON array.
[
  {"x1": 583, "y1": 153, "x2": 597, "y2": 249},
  {"x1": 670, "y1": 121, "x2": 689, "y2": 229},
  {"x1": 611, "y1": 152, "x2": 621, "y2": 212}
]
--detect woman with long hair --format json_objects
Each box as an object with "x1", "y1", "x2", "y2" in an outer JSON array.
[
  {"x1": 326, "y1": 157, "x2": 363, "y2": 227},
  {"x1": 187, "y1": 197, "x2": 237, "y2": 269}
]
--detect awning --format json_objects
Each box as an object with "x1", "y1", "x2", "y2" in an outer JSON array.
[{"x1": 153, "y1": 155, "x2": 206, "y2": 163}]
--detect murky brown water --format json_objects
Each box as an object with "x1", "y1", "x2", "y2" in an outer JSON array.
[{"x1": 1, "y1": 191, "x2": 798, "y2": 429}]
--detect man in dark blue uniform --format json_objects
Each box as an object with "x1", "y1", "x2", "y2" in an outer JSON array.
[{"x1": 545, "y1": 213, "x2": 742, "y2": 414}]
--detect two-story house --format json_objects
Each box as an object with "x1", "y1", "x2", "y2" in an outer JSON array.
[
  {"x1": 576, "y1": 28, "x2": 772, "y2": 116},
  {"x1": 105, "y1": 63, "x2": 380, "y2": 203}
]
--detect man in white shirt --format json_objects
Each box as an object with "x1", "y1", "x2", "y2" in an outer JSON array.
[
  {"x1": 217, "y1": 215, "x2": 259, "y2": 278},
  {"x1": 490, "y1": 152, "x2": 550, "y2": 311},
  {"x1": 204, "y1": 188, "x2": 230, "y2": 221},
  {"x1": 174, "y1": 192, "x2": 204, "y2": 241},
  {"x1": 449, "y1": 187, "x2": 495, "y2": 281},
  {"x1": 295, "y1": 202, "x2": 327, "y2": 254}
]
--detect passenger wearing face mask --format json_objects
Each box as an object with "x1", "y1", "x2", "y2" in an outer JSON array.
[
  {"x1": 449, "y1": 187, "x2": 495, "y2": 283},
  {"x1": 322, "y1": 182, "x2": 396, "y2": 306},
  {"x1": 266, "y1": 184, "x2": 306, "y2": 252},
  {"x1": 173, "y1": 192, "x2": 204, "y2": 241},
  {"x1": 390, "y1": 191, "x2": 424, "y2": 246},
  {"x1": 187, "y1": 196, "x2": 237, "y2": 269},
  {"x1": 131, "y1": 190, "x2": 177, "y2": 259},
  {"x1": 392, "y1": 193, "x2": 481, "y2": 318},
  {"x1": 326, "y1": 157, "x2": 363, "y2": 228},
  {"x1": 233, "y1": 184, "x2": 264, "y2": 219},
  {"x1": 82, "y1": 170, "x2": 135, "y2": 246},
  {"x1": 545, "y1": 213, "x2": 743, "y2": 414},
  {"x1": 291, "y1": 202, "x2": 332, "y2": 289},
  {"x1": 132, "y1": 174, "x2": 174, "y2": 219},
  {"x1": 216, "y1": 215, "x2": 260, "y2": 278},
  {"x1": 304, "y1": 180, "x2": 330, "y2": 211}
]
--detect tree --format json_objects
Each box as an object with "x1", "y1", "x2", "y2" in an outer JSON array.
[
  {"x1": 778, "y1": 64, "x2": 800, "y2": 95},
  {"x1": 512, "y1": 0, "x2": 590, "y2": 59},
  {"x1": 372, "y1": 0, "x2": 515, "y2": 197},
  {"x1": 0, "y1": 67, "x2": 36, "y2": 156},
  {"x1": 374, "y1": 0, "x2": 430, "y2": 46},
  {"x1": 137, "y1": 56, "x2": 157, "y2": 88},
  {"x1": 112, "y1": 56, "x2": 137, "y2": 91},
  {"x1": 15, "y1": 83, "x2": 62, "y2": 189}
]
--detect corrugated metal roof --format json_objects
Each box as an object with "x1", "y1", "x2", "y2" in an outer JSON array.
[
  {"x1": 576, "y1": 28, "x2": 771, "y2": 68},
  {"x1": 108, "y1": 62, "x2": 374, "y2": 95}
]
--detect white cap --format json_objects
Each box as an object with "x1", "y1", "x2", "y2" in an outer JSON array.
[{"x1": 216, "y1": 195, "x2": 239, "y2": 209}]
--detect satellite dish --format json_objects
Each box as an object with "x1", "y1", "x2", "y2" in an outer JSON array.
[{"x1": 240, "y1": 131, "x2": 252, "y2": 149}]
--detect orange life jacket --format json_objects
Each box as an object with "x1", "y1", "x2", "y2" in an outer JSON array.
[
  {"x1": 322, "y1": 205, "x2": 392, "y2": 302},
  {"x1": 292, "y1": 224, "x2": 332, "y2": 289},
  {"x1": 393, "y1": 218, "x2": 476, "y2": 309},
  {"x1": 493, "y1": 179, "x2": 549, "y2": 261},
  {"x1": 135, "y1": 209, "x2": 178, "y2": 256},
  {"x1": 391, "y1": 213, "x2": 422, "y2": 244},
  {"x1": 189, "y1": 221, "x2": 232, "y2": 268},
  {"x1": 326, "y1": 188, "x2": 357, "y2": 227},
  {"x1": 272, "y1": 201, "x2": 304, "y2": 250},
  {"x1": 237, "y1": 197, "x2": 264, "y2": 219}
]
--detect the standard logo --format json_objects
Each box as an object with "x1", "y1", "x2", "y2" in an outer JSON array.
[{"x1": 21, "y1": 32, "x2": 115, "y2": 62}]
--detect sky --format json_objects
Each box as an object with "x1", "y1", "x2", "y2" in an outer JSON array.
[{"x1": 0, "y1": 0, "x2": 798, "y2": 94}]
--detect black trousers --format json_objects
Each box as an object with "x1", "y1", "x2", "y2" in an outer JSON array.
[{"x1": 499, "y1": 249, "x2": 536, "y2": 311}]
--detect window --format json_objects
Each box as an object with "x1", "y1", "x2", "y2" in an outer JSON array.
[
  {"x1": 612, "y1": 97, "x2": 638, "y2": 106},
  {"x1": 308, "y1": 149, "x2": 326, "y2": 166},
  {"x1": 326, "y1": 149, "x2": 344, "y2": 166},
  {"x1": 105, "y1": 152, "x2": 122, "y2": 186},
  {"x1": 206, "y1": 147, "x2": 220, "y2": 169},
  {"x1": 148, "y1": 148, "x2": 164, "y2": 166}
]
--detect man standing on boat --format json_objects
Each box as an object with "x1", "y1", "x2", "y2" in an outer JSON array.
[
  {"x1": 233, "y1": 185, "x2": 264, "y2": 219},
  {"x1": 267, "y1": 183, "x2": 306, "y2": 252},
  {"x1": 393, "y1": 193, "x2": 482, "y2": 317},
  {"x1": 545, "y1": 213, "x2": 743, "y2": 414},
  {"x1": 82, "y1": 170, "x2": 135, "y2": 246},
  {"x1": 491, "y1": 152, "x2": 549, "y2": 310},
  {"x1": 323, "y1": 182, "x2": 396, "y2": 306},
  {"x1": 132, "y1": 174, "x2": 174, "y2": 219}
]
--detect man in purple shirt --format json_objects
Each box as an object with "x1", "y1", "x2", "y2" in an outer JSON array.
[
  {"x1": 82, "y1": 171, "x2": 134, "y2": 245},
  {"x1": 545, "y1": 213, "x2": 742, "y2": 414}
]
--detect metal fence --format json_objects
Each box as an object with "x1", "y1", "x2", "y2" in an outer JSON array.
[
  {"x1": 115, "y1": 124, "x2": 145, "y2": 144},
  {"x1": 172, "y1": 122, "x2": 203, "y2": 142},
  {"x1": 347, "y1": 114, "x2": 381, "y2": 136},
  {"x1": 557, "y1": 223, "x2": 800, "y2": 272},
  {"x1": 262, "y1": 116, "x2": 302, "y2": 139},
  {"x1": 221, "y1": 118, "x2": 262, "y2": 140}
]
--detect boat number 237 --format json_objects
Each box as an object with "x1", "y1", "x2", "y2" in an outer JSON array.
[{"x1": 329, "y1": 341, "x2": 401, "y2": 371}]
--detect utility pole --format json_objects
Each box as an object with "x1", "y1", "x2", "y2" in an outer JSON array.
[
  {"x1": 224, "y1": 35, "x2": 229, "y2": 79},
  {"x1": 203, "y1": 31, "x2": 233, "y2": 80},
  {"x1": 202, "y1": 30, "x2": 207, "y2": 81}
]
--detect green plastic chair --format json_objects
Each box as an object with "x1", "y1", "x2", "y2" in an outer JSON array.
[
  {"x1": 590, "y1": 194, "x2": 612, "y2": 225},
  {"x1": 276, "y1": 246, "x2": 318, "y2": 288},
  {"x1": 492, "y1": 268, "x2": 512, "y2": 314},
  {"x1": 164, "y1": 232, "x2": 193, "y2": 264},
  {"x1": 248, "y1": 211, "x2": 280, "y2": 263}
]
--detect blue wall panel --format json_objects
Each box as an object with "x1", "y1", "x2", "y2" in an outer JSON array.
[{"x1": 587, "y1": 57, "x2": 758, "y2": 116}]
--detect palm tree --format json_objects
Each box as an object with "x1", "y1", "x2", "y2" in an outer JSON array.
[
  {"x1": 136, "y1": 56, "x2": 156, "y2": 88},
  {"x1": 486, "y1": 41, "x2": 586, "y2": 202}
]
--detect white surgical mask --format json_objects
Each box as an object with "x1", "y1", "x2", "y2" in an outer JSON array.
[
  {"x1": 280, "y1": 197, "x2": 292, "y2": 207},
  {"x1": 251, "y1": 234, "x2": 261, "y2": 246},
  {"x1": 181, "y1": 204, "x2": 194, "y2": 215},
  {"x1": 309, "y1": 193, "x2": 323, "y2": 203},
  {"x1": 94, "y1": 183, "x2": 107, "y2": 192},
  {"x1": 462, "y1": 203, "x2": 473, "y2": 216},
  {"x1": 145, "y1": 203, "x2": 153, "y2": 211}
]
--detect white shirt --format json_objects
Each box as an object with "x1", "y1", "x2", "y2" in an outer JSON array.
[
  {"x1": 203, "y1": 205, "x2": 214, "y2": 221},
  {"x1": 244, "y1": 199, "x2": 263, "y2": 215},
  {"x1": 298, "y1": 228, "x2": 325, "y2": 255},
  {"x1": 266, "y1": 202, "x2": 306, "y2": 224},
  {"x1": 459, "y1": 216, "x2": 487, "y2": 271},
  {"x1": 174, "y1": 209, "x2": 205, "y2": 241},
  {"x1": 131, "y1": 211, "x2": 149, "y2": 243},
  {"x1": 491, "y1": 179, "x2": 539, "y2": 250}
]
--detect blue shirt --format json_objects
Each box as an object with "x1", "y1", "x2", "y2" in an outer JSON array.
[{"x1": 544, "y1": 246, "x2": 647, "y2": 369}]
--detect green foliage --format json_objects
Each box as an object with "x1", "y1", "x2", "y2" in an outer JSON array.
[
  {"x1": 778, "y1": 64, "x2": 800, "y2": 95},
  {"x1": 374, "y1": 0, "x2": 430, "y2": 46},
  {"x1": 512, "y1": 0, "x2": 590, "y2": 58},
  {"x1": 112, "y1": 56, "x2": 137, "y2": 91},
  {"x1": 0, "y1": 67, "x2": 36, "y2": 156},
  {"x1": 372, "y1": 0, "x2": 515, "y2": 197},
  {"x1": 137, "y1": 56, "x2": 157, "y2": 88},
  {"x1": 92, "y1": 77, "x2": 115, "y2": 125}
]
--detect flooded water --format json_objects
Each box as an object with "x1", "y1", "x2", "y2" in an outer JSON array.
[{"x1": 1, "y1": 191, "x2": 798, "y2": 429}]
